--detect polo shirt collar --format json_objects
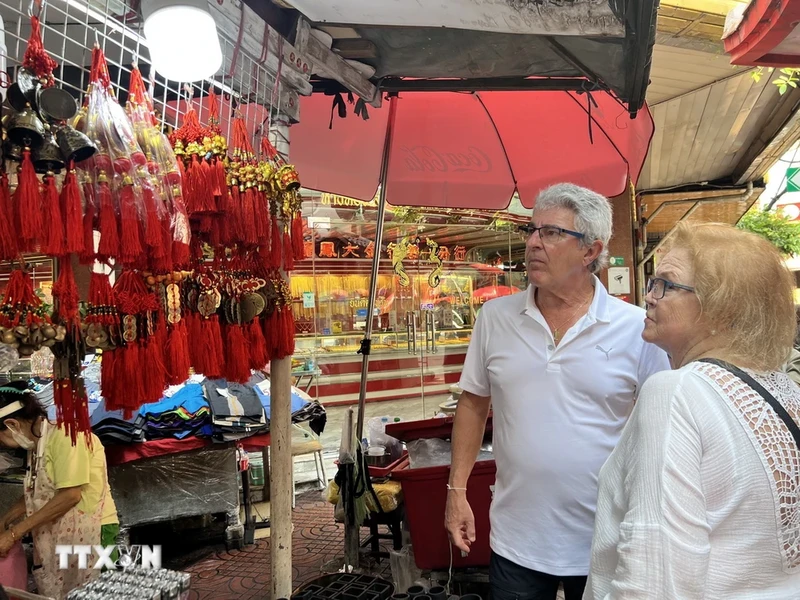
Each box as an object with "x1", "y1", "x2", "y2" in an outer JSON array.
[{"x1": 523, "y1": 275, "x2": 611, "y2": 323}]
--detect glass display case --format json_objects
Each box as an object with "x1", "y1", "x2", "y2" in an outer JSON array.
[{"x1": 292, "y1": 191, "x2": 529, "y2": 418}]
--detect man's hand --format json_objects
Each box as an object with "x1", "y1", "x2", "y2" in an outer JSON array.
[
  {"x1": 445, "y1": 491, "x2": 476, "y2": 554},
  {"x1": 0, "y1": 530, "x2": 15, "y2": 558}
]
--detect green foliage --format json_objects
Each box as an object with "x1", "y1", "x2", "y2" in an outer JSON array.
[
  {"x1": 737, "y1": 207, "x2": 800, "y2": 256},
  {"x1": 751, "y1": 67, "x2": 800, "y2": 95}
]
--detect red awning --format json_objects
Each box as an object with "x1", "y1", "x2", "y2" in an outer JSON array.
[
  {"x1": 724, "y1": 0, "x2": 800, "y2": 67},
  {"x1": 291, "y1": 91, "x2": 654, "y2": 211}
]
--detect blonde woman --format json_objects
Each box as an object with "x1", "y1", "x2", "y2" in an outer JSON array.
[{"x1": 585, "y1": 222, "x2": 800, "y2": 599}]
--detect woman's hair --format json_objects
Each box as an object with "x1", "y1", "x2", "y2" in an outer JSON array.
[
  {"x1": 0, "y1": 380, "x2": 45, "y2": 430},
  {"x1": 669, "y1": 221, "x2": 796, "y2": 371},
  {"x1": 533, "y1": 183, "x2": 613, "y2": 274}
]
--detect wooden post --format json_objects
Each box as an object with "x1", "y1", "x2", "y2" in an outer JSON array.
[
  {"x1": 271, "y1": 119, "x2": 293, "y2": 600},
  {"x1": 270, "y1": 356, "x2": 293, "y2": 600}
]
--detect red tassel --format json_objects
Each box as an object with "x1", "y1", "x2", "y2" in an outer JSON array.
[
  {"x1": 54, "y1": 380, "x2": 76, "y2": 443},
  {"x1": 164, "y1": 319, "x2": 191, "y2": 385},
  {"x1": 214, "y1": 159, "x2": 227, "y2": 203},
  {"x1": 242, "y1": 188, "x2": 258, "y2": 246},
  {"x1": 292, "y1": 213, "x2": 304, "y2": 261},
  {"x1": 62, "y1": 169, "x2": 85, "y2": 255},
  {"x1": 42, "y1": 175, "x2": 66, "y2": 256},
  {"x1": 255, "y1": 192, "x2": 270, "y2": 247},
  {"x1": 0, "y1": 173, "x2": 18, "y2": 260},
  {"x1": 201, "y1": 316, "x2": 225, "y2": 379},
  {"x1": 14, "y1": 149, "x2": 43, "y2": 252},
  {"x1": 120, "y1": 344, "x2": 144, "y2": 419},
  {"x1": 52, "y1": 257, "x2": 80, "y2": 328},
  {"x1": 142, "y1": 331, "x2": 167, "y2": 404},
  {"x1": 74, "y1": 381, "x2": 92, "y2": 445},
  {"x1": 142, "y1": 181, "x2": 165, "y2": 258},
  {"x1": 96, "y1": 177, "x2": 119, "y2": 260},
  {"x1": 172, "y1": 239, "x2": 190, "y2": 270},
  {"x1": 186, "y1": 312, "x2": 205, "y2": 373},
  {"x1": 229, "y1": 186, "x2": 244, "y2": 242},
  {"x1": 246, "y1": 318, "x2": 269, "y2": 369},
  {"x1": 119, "y1": 183, "x2": 144, "y2": 265},
  {"x1": 100, "y1": 349, "x2": 118, "y2": 410},
  {"x1": 270, "y1": 215, "x2": 282, "y2": 269},
  {"x1": 276, "y1": 305, "x2": 296, "y2": 359},
  {"x1": 224, "y1": 324, "x2": 251, "y2": 383},
  {"x1": 151, "y1": 214, "x2": 173, "y2": 273},
  {"x1": 200, "y1": 160, "x2": 216, "y2": 212},
  {"x1": 283, "y1": 230, "x2": 294, "y2": 272}
]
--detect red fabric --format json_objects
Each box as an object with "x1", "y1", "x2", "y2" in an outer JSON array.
[
  {"x1": 291, "y1": 91, "x2": 654, "y2": 209},
  {"x1": 104, "y1": 433, "x2": 271, "y2": 466}
]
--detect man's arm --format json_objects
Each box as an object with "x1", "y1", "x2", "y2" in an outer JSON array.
[{"x1": 445, "y1": 390, "x2": 491, "y2": 554}]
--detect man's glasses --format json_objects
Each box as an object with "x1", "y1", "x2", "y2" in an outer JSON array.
[
  {"x1": 646, "y1": 277, "x2": 695, "y2": 300},
  {"x1": 519, "y1": 224, "x2": 585, "y2": 244}
]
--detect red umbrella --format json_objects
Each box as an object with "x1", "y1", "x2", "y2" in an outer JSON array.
[{"x1": 292, "y1": 91, "x2": 653, "y2": 210}]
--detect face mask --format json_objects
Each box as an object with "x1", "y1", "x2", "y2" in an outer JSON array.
[{"x1": 7, "y1": 424, "x2": 34, "y2": 450}]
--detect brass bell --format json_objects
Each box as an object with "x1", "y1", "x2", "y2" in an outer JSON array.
[
  {"x1": 7, "y1": 107, "x2": 45, "y2": 149},
  {"x1": 7, "y1": 68, "x2": 40, "y2": 112},
  {"x1": 3, "y1": 140, "x2": 23, "y2": 162},
  {"x1": 33, "y1": 133, "x2": 65, "y2": 174},
  {"x1": 55, "y1": 125, "x2": 97, "y2": 164}
]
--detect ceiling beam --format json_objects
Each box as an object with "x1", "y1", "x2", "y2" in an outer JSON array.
[
  {"x1": 294, "y1": 19, "x2": 381, "y2": 107},
  {"x1": 332, "y1": 39, "x2": 378, "y2": 60},
  {"x1": 239, "y1": 0, "x2": 299, "y2": 44}
]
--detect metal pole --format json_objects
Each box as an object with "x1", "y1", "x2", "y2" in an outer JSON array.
[{"x1": 355, "y1": 96, "x2": 398, "y2": 441}]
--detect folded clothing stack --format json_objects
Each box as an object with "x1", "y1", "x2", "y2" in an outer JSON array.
[
  {"x1": 137, "y1": 383, "x2": 213, "y2": 440},
  {"x1": 204, "y1": 378, "x2": 268, "y2": 443},
  {"x1": 87, "y1": 380, "x2": 146, "y2": 445}
]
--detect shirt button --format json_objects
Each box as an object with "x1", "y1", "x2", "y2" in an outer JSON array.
[{"x1": 547, "y1": 344, "x2": 554, "y2": 351}]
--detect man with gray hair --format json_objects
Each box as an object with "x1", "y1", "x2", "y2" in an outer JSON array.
[{"x1": 445, "y1": 183, "x2": 669, "y2": 599}]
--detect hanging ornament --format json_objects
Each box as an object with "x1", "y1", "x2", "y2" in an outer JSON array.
[
  {"x1": 0, "y1": 173, "x2": 19, "y2": 261},
  {"x1": 52, "y1": 259, "x2": 91, "y2": 445}
]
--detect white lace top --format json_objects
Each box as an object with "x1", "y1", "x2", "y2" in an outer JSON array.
[{"x1": 584, "y1": 362, "x2": 800, "y2": 599}]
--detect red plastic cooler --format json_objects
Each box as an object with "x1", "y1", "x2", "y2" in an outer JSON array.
[{"x1": 386, "y1": 416, "x2": 495, "y2": 571}]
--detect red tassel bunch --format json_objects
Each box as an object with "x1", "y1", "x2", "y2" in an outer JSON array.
[
  {"x1": 126, "y1": 66, "x2": 192, "y2": 271},
  {"x1": 101, "y1": 270, "x2": 166, "y2": 417},
  {"x1": 263, "y1": 275, "x2": 295, "y2": 360},
  {"x1": 80, "y1": 47, "x2": 155, "y2": 268},
  {"x1": 52, "y1": 261, "x2": 92, "y2": 446},
  {"x1": 0, "y1": 270, "x2": 49, "y2": 329}
]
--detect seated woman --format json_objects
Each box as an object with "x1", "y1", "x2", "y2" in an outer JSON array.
[
  {"x1": 585, "y1": 222, "x2": 800, "y2": 599},
  {"x1": 0, "y1": 381, "x2": 118, "y2": 599}
]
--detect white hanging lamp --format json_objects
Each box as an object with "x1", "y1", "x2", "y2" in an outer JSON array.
[{"x1": 141, "y1": 0, "x2": 223, "y2": 82}]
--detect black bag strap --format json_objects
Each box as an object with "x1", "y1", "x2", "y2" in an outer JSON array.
[{"x1": 698, "y1": 358, "x2": 800, "y2": 450}]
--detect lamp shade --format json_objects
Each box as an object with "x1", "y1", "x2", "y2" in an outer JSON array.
[{"x1": 142, "y1": 0, "x2": 223, "y2": 82}]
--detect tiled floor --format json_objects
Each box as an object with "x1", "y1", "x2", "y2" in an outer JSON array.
[{"x1": 174, "y1": 492, "x2": 391, "y2": 600}]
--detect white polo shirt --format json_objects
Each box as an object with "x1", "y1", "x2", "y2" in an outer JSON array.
[{"x1": 459, "y1": 277, "x2": 669, "y2": 576}]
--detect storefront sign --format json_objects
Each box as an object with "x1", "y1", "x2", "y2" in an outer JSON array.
[
  {"x1": 420, "y1": 302, "x2": 434, "y2": 311},
  {"x1": 609, "y1": 256, "x2": 625, "y2": 266},
  {"x1": 302, "y1": 292, "x2": 315, "y2": 308},
  {"x1": 320, "y1": 192, "x2": 378, "y2": 207},
  {"x1": 356, "y1": 308, "x2": 368, "y2": 318},
  {"x1": 349, "y1": 298, "x2": 369, "y2": 309}
]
